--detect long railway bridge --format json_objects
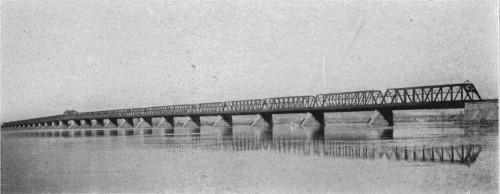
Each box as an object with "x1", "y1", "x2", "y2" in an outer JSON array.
[{"x1": 1, "y1": 82, "x2": 485, "y2": 134}]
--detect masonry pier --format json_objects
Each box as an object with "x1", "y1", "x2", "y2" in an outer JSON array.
[{"x1": 251, "y1": 113, "x2": 273, "y2": 127}]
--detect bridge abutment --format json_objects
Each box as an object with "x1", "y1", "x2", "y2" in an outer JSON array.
[
  {"x1": 464, "y1": 101, "x2": 498, "y2": 124},
  {"x1": 251, "y1": 113, "x2": 273, "y2": 127},
  {"x1": 367, "y1": 109, "x2": 394, "y2": 127},
  {"x1": 213, "y1": 115, "x2": 233, "y2": 127}
]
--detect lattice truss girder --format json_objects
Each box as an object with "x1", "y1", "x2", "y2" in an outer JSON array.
[
  {"x1": 264, "y1": 96, "x2": 316, "y2": 110},
  {"x1": 315, "y1": 90, "x2": 385, "y2": 107},
  {"x1": 2, "y1": 83, "x2": 484, "y2": 127},
  {"x1": 224, "y1": 100, "x2": 264, "y2": 112},
  {"x1": 384, "y1": 84, "x2": 481, "y2": 104}
]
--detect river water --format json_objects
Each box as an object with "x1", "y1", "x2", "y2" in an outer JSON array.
[{"x1": 1, "y1": 123, "x2": 497, "y2": 193}]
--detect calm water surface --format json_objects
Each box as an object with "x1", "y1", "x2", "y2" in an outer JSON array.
[{"x1": 1, "y1": 123, "x2": 498, "y2": 193}]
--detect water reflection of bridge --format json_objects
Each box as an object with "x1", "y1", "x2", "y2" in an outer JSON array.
[{"x1": 144, "y1": 135, "x2": 482, "y2": 166}]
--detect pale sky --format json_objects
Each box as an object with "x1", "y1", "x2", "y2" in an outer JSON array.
[{"x1": 1, "y1": 1, "x2": 498, "y2": 122}]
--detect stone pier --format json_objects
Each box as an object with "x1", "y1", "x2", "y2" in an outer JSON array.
[{"x1": 251, "y1": 113, "x2": 273, "y2": 127}]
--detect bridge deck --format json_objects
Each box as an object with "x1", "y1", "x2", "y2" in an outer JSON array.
[{"x1": 1, "y1": 83, "x2": 486, "y2": 127}]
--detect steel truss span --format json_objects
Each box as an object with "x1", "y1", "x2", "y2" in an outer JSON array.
[{"x1": 2, "y1": 83, "x2": 484, "y2": 127}]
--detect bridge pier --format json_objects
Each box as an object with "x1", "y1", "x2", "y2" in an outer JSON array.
[
  {"x1": 103, "y1": 118, "x2": 118, "y2": 128},
  {"x1": 133, "y1": 117, "x2": 153, "y2": 135},
  {"x1": 91, "y1": 119, "x2": 105, "y2": 128},
  {"x1": 368, "y1": 109, "x2": 394, "y2": 127},
  {"x1": 26, "y1": 124, "x2": 33, "y2": 130},
  {"x1": 182, "y1": 116, "x2": 200, "y2": 128},
  {"x1": 56, "y1": 120, "x2": 69, "y2": 129},
  {"x1": 49, "y1": 121, "x2": 58, "y2": 129},
  {"x1": 136, "y1": 117, "x2": 153, "y2": 128},
  {"x1": 35, "y1": 123, "x2": 43, "y2": 129},
  {"x1": 41, "y1": 122, "x2": 50, "y2": 130},
  {"x1": 156, "y1": 117, "x2": 175, "y2": 134},
  {"x1": 251, "y1": 113, "x2": 273, "y2": 127},
  {"x1": 68, "y1": 120, "x2": 80, "y2": 129},
  {"x1": 116, "y1": 119, "x2": 133, "y2": 135},
  {"x1": 79, "y1": 119, "x2": 92, "y2": 129},
  {"x1": 213, "y1": 115, "x2": 233, "y2": 127},
  {"x1": 301, "y1": 112, "x2": 325, "y2": 126},
  {"x1": 118, "y1": 118, "x2": 134, "y2": 128}
]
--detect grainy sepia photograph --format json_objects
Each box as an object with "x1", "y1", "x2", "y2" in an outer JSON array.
[{"x1": 1, "y1": 0, "x2": 498, "y2": 193}]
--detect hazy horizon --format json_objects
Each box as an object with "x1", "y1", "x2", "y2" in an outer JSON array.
[{"x1": 1, "y1": 1, "x2": 498, "y2": 123}]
